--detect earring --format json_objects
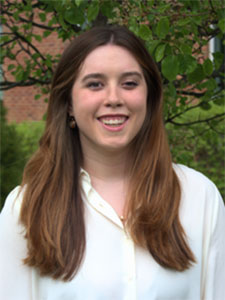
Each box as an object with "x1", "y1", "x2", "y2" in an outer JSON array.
[{"x1": 69, "y1": 116, "x2": 76, "y2": 128}]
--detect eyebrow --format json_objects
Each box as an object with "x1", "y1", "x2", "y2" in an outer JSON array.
[
  {"x1": 82, "y1": 73, "x2": 106, "y2": 82},
  {"x1": 81, "y1": 71, "x2": 143, "y2": 82}
]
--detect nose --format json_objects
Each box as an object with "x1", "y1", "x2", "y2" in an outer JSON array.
[{"x1": 105, "y1": 85, "x2": 123, "y2": 108}]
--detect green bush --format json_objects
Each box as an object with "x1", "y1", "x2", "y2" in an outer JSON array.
[
  {"x1": 0, "y1": 104, "x2": 44, "y2": 210},
  {"x1": 1, "y1": 103, "x2": 25, "y2": 209},
  {"x1": 15, "y1": 121, "x2": 45, "y2": 158}
]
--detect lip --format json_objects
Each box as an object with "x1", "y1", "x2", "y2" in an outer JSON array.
[{"x1": 97, "y1": 114, "x2": 129, "y2": 132}]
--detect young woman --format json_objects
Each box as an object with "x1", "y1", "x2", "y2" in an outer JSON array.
[{"x1": 0, "y1": 26, "x2": 224, "y2": 300}]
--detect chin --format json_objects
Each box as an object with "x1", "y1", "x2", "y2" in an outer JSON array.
[{"x1": 100, "y1": 141, "x2": 131, "y2": 152}]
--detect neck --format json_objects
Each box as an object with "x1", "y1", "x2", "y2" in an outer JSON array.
[
  {"x1": 81, "y1": 143, "x2": 132, "y2": 219},
  {"x1": 82, "y1": 147, "x2": 131, "y2": 182}
]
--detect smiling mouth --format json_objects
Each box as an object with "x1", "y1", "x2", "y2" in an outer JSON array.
[{"x1": 98, "y1": 116, "x2": 128, "y2": 126}]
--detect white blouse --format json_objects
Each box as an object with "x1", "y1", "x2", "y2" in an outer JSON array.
[{"x1": 0, "y1": 164, "x2": 225, "y2": 300}]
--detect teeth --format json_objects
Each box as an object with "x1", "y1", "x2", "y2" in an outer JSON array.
[{"x1": 101, "y1": 117, "x2": 127, "y2": 125}]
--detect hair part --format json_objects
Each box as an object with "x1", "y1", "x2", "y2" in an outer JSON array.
[{"x1": 20, "y1": 25, "x2": 195, "y2": 281}]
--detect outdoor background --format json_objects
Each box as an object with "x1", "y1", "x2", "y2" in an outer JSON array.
[{"x1": 1, "y1": 0, "x2": 225, "y2": 209}]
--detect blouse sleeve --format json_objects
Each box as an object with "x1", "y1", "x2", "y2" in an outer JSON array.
[
  {"x1": 0, "y1": 187, "x2": 32, "y2": 300},
  {"x1": 202, "y1": 185, "x2": 225, "y2": 300}
]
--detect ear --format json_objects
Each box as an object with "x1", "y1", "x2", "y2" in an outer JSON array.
[{"x1": 68, "y1": 101, "x2": 74, "y2": 117}]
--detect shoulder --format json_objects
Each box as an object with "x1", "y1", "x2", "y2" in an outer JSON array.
[
  {"x1": 173, "y1": 163, "x2": 213, "y2": 185},
  {"x1": 0, "y1": 186, "x2": 25, "y2": 221},
  {"x1": 0, "y1": 187, "x2": 33, "y2": 299},
  {"x1": 173, "y1": 163, "x2": 220, "y2": 198},
  {"x1": 173, "y1": 164, "x2": 224, "y2": 233}
]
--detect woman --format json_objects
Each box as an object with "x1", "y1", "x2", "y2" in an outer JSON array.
[{"x1": 0, "y1": 26, "x2": 224, "y2": 300}]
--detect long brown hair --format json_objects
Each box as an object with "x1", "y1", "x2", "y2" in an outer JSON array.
[{"x1": 20, "y1": 26, "x2": 195, "y2": 281}]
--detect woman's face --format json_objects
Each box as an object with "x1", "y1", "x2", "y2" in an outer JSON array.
[{"x1": 70, "y1": 44, "x2": 147, "y2": 155}]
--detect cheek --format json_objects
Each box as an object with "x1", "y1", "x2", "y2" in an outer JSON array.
[
  {"x1": 72, "y1": 91, "x2": 101, "y2": 120},
  {"x1": 130, "y1": 91, "x2": 147, "y2": 115},
  {"x1": 71, "y1": 90, "x2": 88, "y2": 114}
]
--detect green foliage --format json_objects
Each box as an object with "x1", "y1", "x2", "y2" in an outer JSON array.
[
  {"x1": 166, "y1": 105, "x2": 225, "y2": 199},
  {"x1": 1, "y1": 0, "x2": 224, "y2": 117},
  {"x1": 139, "y1": 24, "x2": 152, "y2": 41},
  {"x1": 15, "y1": 121, "x2": 45, "y2": 158},
  {"x1": 0, "y1": 103, "x2": 24, "y2": 209},
  {"x1": 0, "y1": 107, "x2": 44, "y2": 210},
  {"x1": 162, "y1": 55, "x2": 180, "y2": 81},
  {"x1": 156, "y1": 17, "x2": 169, "y2": 39},
  {"x1": 87, "y1": 1, "x2": 100, "y2": 22}
]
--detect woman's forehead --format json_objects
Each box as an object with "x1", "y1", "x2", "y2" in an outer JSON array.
[{"x1": 77, "y1": 44, "x2": 143, "y2": 78}]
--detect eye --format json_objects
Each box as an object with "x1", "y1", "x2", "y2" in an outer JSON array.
[
  {"x1": 122, "y1": 81, "x2": 138, "y2": 89},
  {"x1": 86, "y1": 81, "x2": 103, "y2": 90}
]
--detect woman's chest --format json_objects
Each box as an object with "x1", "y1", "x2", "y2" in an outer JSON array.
[{"x1": 33, "y1": 214, "x2": 201, "y2": 300}]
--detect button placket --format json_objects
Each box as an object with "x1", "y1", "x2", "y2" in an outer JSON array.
[
  {"x1": 122, "y1": 233, "x2": 136, "y2": 300},
  {"x1": 87, "y1": 189, "x2": 123, "y2": 228}
]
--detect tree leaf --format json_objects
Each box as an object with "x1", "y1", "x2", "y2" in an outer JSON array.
[
  {"x1": 213, "y1": 52, "x2": 224, "y2": 70},
  {"x1": 0, "y1": 36, "x2": 9, "y2": 43},
  {"x1": 187, "y1": 64, "x2": 205, "y2": 83},
  {"x1": 162, "y1": 55, "x2": 179, "y2": 81},
  {"x1": 139, "y1": 24, "x2": 152, "y2": 41},
  {"x1": 87, "y1": 1, "x2": 99, "y2": 22},
  {"x1": 214, "y1": 96, "x2": 225, "y2": 106},
  {"x1": 45, "y1": 58, "x2": 52, "y2": 68},
  {"x1": 164, "y1": 43, "x2": 172, "y2": 55},
  {"x1": 218, "y1": 18, "x2": 225, "y2": 33},
  {"x1": 200, "y1": 78, "x2": 217, "y2": 91},
  {"x1": 203, "y1": 58, "x2": 213, "y2": 76},
  {"x1": 180, "y1": 44, "x2": 192, "y2": 55},
  {"x1": 178, "y1": 54, "x2": 197, "y2": 74},
  {"x1": 155, "y1": 43, "x2": 166, "y2": 62},
  {"x1": 15, "y1": 70, "x2": 25, "y2": 81},
  {"x1": 177, "y1": 18, "x2": 190, "y2": 26},
  {"x1": 52, "y1": 0, "x2": 64, "y2": 12},
  {"x1": 156, "y1": 17, "x2": 169, "y2": 39},
  {"x1": 32, "y1": 53, "x2": 40, "y2": 60},
  {"x1": 168, "y1": 82, "x2": 177, "y2": 98},
  {"x1": 146, "y1": 40, "x2": 160, "y2": 55},
  {"x1": 43, "y1": 31, "x2": 51, "y2": 38},
  {"x1": 75, "y1": 0, "x2": 83, "y2": 7},
  {"x1": 39, "y1": 13, "x2": 46, "y2": 22},
  {"x1": 13, "y1": 11, "x2": 20, "y2": 21},
  {"x1": 59, "y1": 14, "x2": 68, "y2": 29},
  {"x1": 64, "y1": 7, "x2": 85, "y2": 25},
  {"x1": 8, "y1": 64, "x2": 15, "y2": 71},
  {"x1": 34, "y1": 35, "x2": 42, "y2": 42},
  {"x1": 35, "y1": 94, "x2": 41, "y2": 100},
  {"x1": 48, "y1": 15, "x2": 57, "y2": 27},
  {"x1": 100, "y1": 0, "x2": 116, "y2": 18},
  {"x1": 200, "y1": 102, "x2": 211, "y2": 110},
  {"x1": 147, "y1": 0, "x2": 154, "y2": 6},
  {"x1": 128, "y1": 17, "x2": 139, "y2": 36}
]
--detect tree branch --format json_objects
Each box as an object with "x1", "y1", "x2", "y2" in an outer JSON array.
[
  {"x1": 0, "y1": 78, "x2": 50, "y2": 90},
  {"x1": 166, "y1": 87, "x2": 224, "y2": 123},
  {"x1": 4, "y1": 23, "x2": 46, "y2": 62},
  {"x1": 206, "y1": 119, "x2": 225, "y2": 135},
  {"x1": 1, "y1": 9, "x2": 60, "y2": 31},
  {"x1": 16, "y1": 38, "x2": 45, "y2": 70},
  {"x1": 177, "y1": 90, "x2": 205, "y2": 98},
  {"x1": 209, "y1": 0, "x2": 216, "y2": 14},
  {"x1": 0, "y1": 37, "x2": 19, "y2": 47},
  {"x1": 167, "y1": 112, "x2": 225, "y2": 126}
]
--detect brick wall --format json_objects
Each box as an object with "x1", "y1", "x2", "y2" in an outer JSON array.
[
  {"x1": 3, "y1": 12, "x2": 65, "y2": 123},
  {"x1": 3, "y1": 85, "x2": 48, "y2": 122}
]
